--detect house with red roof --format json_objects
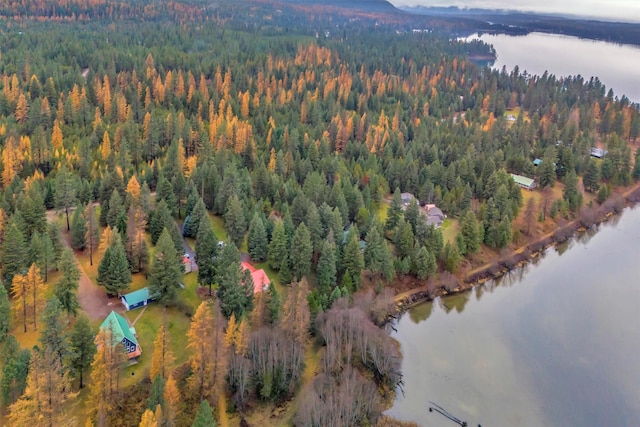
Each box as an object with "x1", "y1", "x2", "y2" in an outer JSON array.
[{"x1": 241, "y1": 262, "x2": 270, "y2": 294}]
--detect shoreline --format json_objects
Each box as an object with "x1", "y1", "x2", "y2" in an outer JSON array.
[{"x1": 388, "y1": 183, "x2": 640, "y2": 320}]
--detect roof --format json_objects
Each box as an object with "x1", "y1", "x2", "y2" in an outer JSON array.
[
  {"x1": 511, "y1": 173, "x2": 535, "y2": 188},
  {"x1": 428, "y1": 207, "x2": 444, "y2": 219},
  {"x1": 591, "y1": 147, "x2": 607, "y2": 158},
  {"x1": 122, "y1": 287, "x2": 151, "y2": 307},
  {"x1": 533, "y1": 158, "x2": 542, "y2": 166},
  {"x1": 241, "y1": 262, "x2": 270, "y2": 293},
  {"x1": 100, "y1": 311, "x2": 139, "y2": 348},
  {"x1": 400, "y1": 192, "x2": 416, "y2": 204}
]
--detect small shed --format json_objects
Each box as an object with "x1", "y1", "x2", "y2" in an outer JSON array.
[
  {"x1": 533, "y1": 158, "x2": 542, "y2": 166},
  {"x1": 121, "y1": 287, "x2": 153, "y2": 311},
  {"x1": 591, "y1": 147, "x2": 607, "y2": 158},
  {"x1": 100, "y1": 311, "x2": 142, "y2": 359},
  {"x1": 183, "y1": 255, "x2": 192, "y2": 273},
  {"x1": 511, "y1": 173, "x2": 536, "y2": 190}
]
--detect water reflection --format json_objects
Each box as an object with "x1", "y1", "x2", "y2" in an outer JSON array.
[
  {"x1": 466, "y1": 32, "x2": 640, "y2": 102},
  {"x1": 389, "y1": 207, "x2": 640, "y2": 426},
  {"x1": 408, "y1": 300, "x2": 433, "y2": 324}
]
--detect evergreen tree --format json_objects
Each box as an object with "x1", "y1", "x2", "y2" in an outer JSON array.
[
  {"x1": 279, "y1": 252, "x2": 293, "y2": 285},
  {"x1": 290, "y1": 222, "x2": 312, "y2": 281},
  {"x1": 71, "y1": 204, "x2": 87, "y2": 250},
  {"x1": 247, "y1": 213, "x2": 268, "y2": 262},
  {"x1": 393, "y1": 219, "x2": 415, "y2": 259},
  {"x1": 156, "y1": 175, "x2": 177, "y2": 217},
  {"x1": 39, "y1": 298, "x2": 68, "y2": 371},
  {"x1": 404, "y1": 198, "x2": 420, "y2": 234},
  {"x1": 54, "y1": 165, "x2": 77, "y2": 231},
  {"x1": 148, "y1": 229, "x2": 183, "y2": 306},
  {"x1": 341, "y1": 225, "x2": 364, "y2": 290},
  {"x1": 55, "y1": 249, "x2": 81, "y2": 316},
  {"x1": 442, "y1": 241, "x2": 461, "y2": 273},
  {"x1": 192, "y1": 400, "x2": 216, "y2": 427},
  {"x1": 195, "y1": 217, "x2": 218, "y2": 295},
  {"x1": 267, "y1": 221, "x2": 287, "y2": 270},
  {"x1": 267, "y1": 283, "x2": 281, "y2": 324},
  {"x1": 563, "y1": 170, "x2": 583, "y2": 212},
  {"x1": 224, "y1": 194, "x2": 247, "y2": 247},
  {"x1": 2, "y1": 217, "x2": 27, "y2": 289},
  {"x1": 217, "y1": 243, "x2": 252, "y2": 319},
  {"x1": 0, "y1": 283, "x2": 9, "y2": 342},
  {"x1": 183, "y1": 197, "x2": 207, "y2": 238},
  {"x1": 106, "y1": 189, "x2": 126, "y2": 235},
  {"x1": 147, "y1": 375, "x2": 166, "y2": 411},
  {"x1": 317, "y1": 234, "x2": 337, "y2": 293},
  {"x1": 459, "y1": 210, "x2": 482, "y2": 254},
  {"x1": 150, "y1": 199, "x2": 173, "y2": 245},
  {"x1": 97, "y1": 233, "x2": 131, "y2": 296},
  {"x1": 385, "y1": 187, "x2": 403, "y2": 231},
  {"x1": 68, "y1": 315, "x2": 96, "y2": 389},
  {"x1": 414, "y1": 246, "x2": 436, "y2": 280},
  {"x1": 20, "y1": 188, "x2": 47, "y2": 237},
  {"x1": 364, "y1": 224, "x2": 394, "y2": 282},
  {"x1": 1, "y1": 336, "x2": 30, "y2": 406}
]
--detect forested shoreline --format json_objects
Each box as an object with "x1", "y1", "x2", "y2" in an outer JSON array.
[{"x1": 0, "y1": 0, "x2": 638, "y2": 426}]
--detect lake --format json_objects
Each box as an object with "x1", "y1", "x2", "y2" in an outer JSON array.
[
  {"x1": 466, "y1": 32, "x2": 640, "y2": 103},
  {"x1": 387, "y1": 206, "x2": 640, "y2": 426}
]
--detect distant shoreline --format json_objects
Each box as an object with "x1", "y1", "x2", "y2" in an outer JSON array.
[{"x1": 388, "y1": 182, "x2": 640, "y2": 321}]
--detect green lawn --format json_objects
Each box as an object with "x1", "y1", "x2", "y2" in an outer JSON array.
[
  {"x1": 207, "y1": 213, "x2": 228, "y2": 243},
  {"x1": 440, "y1": 218, "x2": 459, "y2": 244},
  {"x1": 121, "y1": 304, "x2": 192, "y2": 388}
]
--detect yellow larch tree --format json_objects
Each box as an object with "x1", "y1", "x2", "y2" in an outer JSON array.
[
  {"x1": 11, "y1": 264, "x2": 45, "y2": 332},
  {"x1": 100, "y1": 131, "x2": 111, "y2": 160},
  {"x1": 138, "y1": 408, "x2": 157, "y2": 427},
  {"x1": 51, "y1": 120, "x2": 64, "y2": 152},
  {"x1": 15, "y1": 92, "x2": 29, "y2": 123},
  {"x1": 187, "y1": 301, "x2": 214, "y2": 401},
  {"x1": 150, "y1": 320, "x2": 175, "y2": 381},
  {"x1": 163, "y1": 374, "x2": 181, "y2": 427},
  {"x1": 8, "y1": 347, "x2": 75, "y2": 426},
  {"x1": 125, "y1": 175, "x2": 141, "y2": 207},
  {"x1": 88, "y1": 329, "x2": 127, "y2": 427}
]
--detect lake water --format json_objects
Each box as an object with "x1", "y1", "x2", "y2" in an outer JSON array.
[
  {"x1": 387, "y1": 206, "x2": 640, "y2": 426},
  {"x1": 466, "y1": 32, "x2": 640, "y2": 103}
]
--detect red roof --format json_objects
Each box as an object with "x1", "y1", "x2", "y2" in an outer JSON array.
[{"x1": 241, "y1": 262, "x2": 270, "y2": 294}]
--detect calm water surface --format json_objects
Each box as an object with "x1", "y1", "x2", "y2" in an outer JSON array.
[
  {"x1": 387, "y1": 206, "x2": 640, "y2": 426},
  {"x1": 467, "y1": 32, "x2": 640, "y2": 102}
]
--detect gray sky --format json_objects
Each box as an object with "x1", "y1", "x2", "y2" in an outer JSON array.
[{"x1": 388, "y1": 0, "x2": 640, "y2": 23}]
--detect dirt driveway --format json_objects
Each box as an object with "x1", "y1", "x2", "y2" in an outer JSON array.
[{"x1": 47, "y1": 209, "x2": 114, "y2": 321}]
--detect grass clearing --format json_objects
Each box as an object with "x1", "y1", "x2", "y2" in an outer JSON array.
[
  {"x1": 121, "y1": 304, "x2": 192, "y2": 388},
  {"x1": 440, "y1": 218, "x2": 459, "y2": 244},
  {"x1": 207, "y1": 213, "x2": 229, "y2": 242}
]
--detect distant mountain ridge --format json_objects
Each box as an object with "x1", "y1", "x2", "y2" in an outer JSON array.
[
  {"x1": 400, "y1": 6, "x2": 640, "y2": 47},
  {"x1": 279, "y1": 0, "x2": 398, "y2": 13}
]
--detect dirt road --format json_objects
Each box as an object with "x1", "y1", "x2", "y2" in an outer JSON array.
[{"x1": 47, "y1": 209, "x2": 113, "y2": 321}]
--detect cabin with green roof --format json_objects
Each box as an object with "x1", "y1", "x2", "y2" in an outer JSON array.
[
  {"x1": 121, "y1": 287, "x2": 154, "y2": 311},
  {"x1": 100, "y1": 311, "x2": 142, "y2": 359},
  {"x1": 510, "y1": 173, "x2": 536, "y2": 190}
]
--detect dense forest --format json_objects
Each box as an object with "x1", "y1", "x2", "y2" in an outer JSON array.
[{"x1": 0, "y1": 0, "x2": 638, "y2": 426}]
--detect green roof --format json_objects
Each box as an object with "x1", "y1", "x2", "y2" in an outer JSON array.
[
  {"x1": 100, "y1": 311, "x2": 138, "y2": 346},
  {"x1": 122, "y1": 287, "x2": 151, "y2": 307},
  {"x1": 510, "y1": 173, "x2": 535, "y2": 188}
]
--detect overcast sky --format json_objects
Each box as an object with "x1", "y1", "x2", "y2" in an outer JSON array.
[{"x1": 388, "y1": 0, "x2": 640, "y2": 23}]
